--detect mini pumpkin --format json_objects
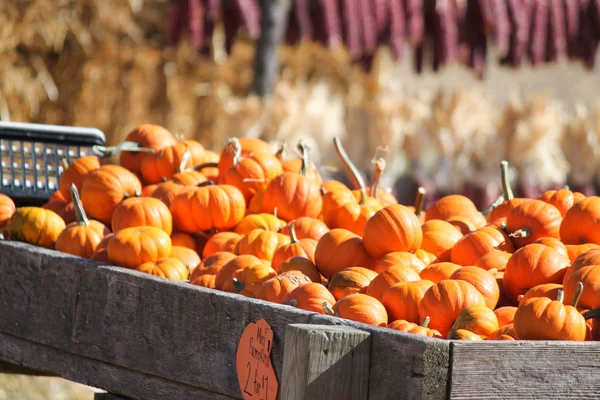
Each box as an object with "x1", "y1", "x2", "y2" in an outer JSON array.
[
  {"x1": 487, "y1": 323, "x2": 518, "y2": 340},
  {"x1": 420, "y1": 220, "x2": 463, "y2": 262},
  {"x1": 450, "y1": 266, "x2": 500, "y2": 309},
  {"x1": 119, "y1": 124, "x2": 177, "y2": 174},
  {"x1": 314, "y1": 229, "x2": 374, "y2": 279},
  {"x1": 135, "y1": 257, "x2": 189, "y2": 280},
  {"x1": 283, "y1": 282, "x2": 336, "y2": 314},
  {"x1": 473, "y1": 249, "x2": 511, "y2": 271},
  {"x1": 388, "y1": 317, "x2": 443, "y2": 338},
  {"x1": 329, "y1": 293, "x2": 388, "y2": 327},
  {"x1": 419, "y1": 262, "x2": 462, "y2": 283},
  {"x1": 560, "y1": 197, "x2": 600, "y2": 245},
  {"x1": 0, "y1": 193, "x2": 16, "y2": 229},
  {"x1": 532, "y1": 237, "x2": 569, "y2": 258},
  {"x1": 448, "y1": 329, "x2": 483, "y2": 340},
  {"x1": 271, "y1": 221, "x2": 317, "y2": 268},
  {"x1": 494, "y1": 306, "x2": 517, "y2": 327},
  {"x1": 538, "y1": 188, "x2": 586, "y2": 217},
  {"x1": 366, "y1": 265, "x2": 421, "y2": 301},
  {"x1": 170, "y1": 232, "x2": 197, "y2": 250},
  {"x1": 5, "y1": 207, "x2": 66, "y2": 249},
  {"x1": 233, "y1": 213, "x2": 287, "y2": 235},
  {"x1": 202, "y1": 232, "x2": 242, "y2": 258},
  {"x1": 506, "y1": 200, "x2": 562, "y2": 248},
  {"x1": 107, "y1": 226, "x2": 171, "y2": 269},
  {"x1": 42, "y1": 191, "x2": 76, "y2": 224},
  {"x1": 280, "y1": 141, "x2": 323, "y2": 184},
  {"x1": 275, "y1": 256, "x2": 321, "y2": 283},
  {"x1": 213, "y1": 254, "x2": 265, "y2": 291},
  {"x1": 328, "y1": 267, "x2": 378, "y2": 300},
  {"x1": 450, "y1": 225, "x2": 514, "y2": 266},
  {"x1": 254, "y1": 271, "x2": 312, "y2": 303},
  {"x1": 371, "y1": 251, "x2": 427, "y2": 274},
  {"x1": 169, "y1": 245, "x2": 201, "y2": 271},
  {"x1": 362, "y1": 204, "x2": 422, "y2": 259},
  {"x1": 226, "y1": 262, "x2": 277, "y2": 296},
  {"x1": 280, "y1": 216, "x2": 329, "y2": 241},
  {"x1": 261, "y1": 171, "x2": 323, "y2": 222},
  {"x1": 566, "y1": 243, "x2": 600, "y2": 264},
  {"x1": 425, "y1": 194, "x2": 481, "y2": 224},
  {"x1": 218, "y1": 137, "x2": 273, "y2": 177},
  {"x1": 234, "y1": 229, "x2": 291, "y2": 262},
  {"x1": 111, "y1": 197, "x2": 172, "y2": 235},
  {"x1": 189, "y1": 251, "x2": 236, "y2": 283},
  {"x1": 59, "y1": 156, "x2": 101, "y2": 201},
  {"x1": 381, "y1": 280, "x2": 434, "y2": 323},
  {"x1": 450, "y1": 305, "x2": 499, "y2": 338}
]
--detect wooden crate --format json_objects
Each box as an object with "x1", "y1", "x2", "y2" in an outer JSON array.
[{"x1": 0, "y1": 240, "x2": 599, "y2": 400}]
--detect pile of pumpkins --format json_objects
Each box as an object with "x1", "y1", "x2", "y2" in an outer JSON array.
[{"x1": 1, "y1": 123, "x2": 600, "y2": 342}]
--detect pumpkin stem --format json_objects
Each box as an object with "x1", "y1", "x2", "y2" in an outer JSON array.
[
  {"x1": 92, "y1": 141, "x2": 155, "y2": 158},
  {"x1": 369, "y1": 157, "x2": 385, "y2": 200},
  {"x1": 420, "y1": 316, "x2": 431, "y2": 328},
  {"x1": 509, "y1": 227, "x2": 532, "y2": 239},
  {"x1": 197, "y1": 180, "x2": 216, "y2": 188},
  {"x1": 288, "y1": 221, "x2": 299, "y2": 243},
  {"x1": 193, "y1": 162, "x2": 219, "y2": 171},
  {"x1": 583, "y1": 307, "x2": 600, "y2": 320},
  {"x1": 563, "y1": 185, "x2": 570, "y2": 190},
  {"x1": 556, "y1": 289, "x2": 565, "y2": 304},
  {"x1": 232, "y1": 277, "x2": 245, "y2": 293},
  {"x1": 322, "y1": 302, "x2": 336, "y2": 316},
  {"x1": 297, "y1": 140, "x2": 309, "y2": 176},
  {"x1": 161, "y1": 177, "x2": 168, "y2": 183},
  {"x1": 228, "y1": 138, "x2": 243, "y2": 165},
  {"x1": 178, "y1": 150, "x2": 192, "y2": 173},
  {"x1": 332, "y1": 137, "x2": 367, "y2": 192},
  {"x1": 288, "y1": 298, "x2": 298, "y2": 307},
  {"x1": 70, "y1": 184, "x2": 89, "y2": 226},
  {"x1": 60, "y1": 159, "x2": 69, "y2": 172},
  {"x1": 275, "y1": 142, "x2": 286, "y2": 161},
  {"x1": 500, "y1": 161, "x2": 514, "y2": 201},
  {"x1": 320, "y1": 186, "x2": 327, "y2": 196},
  {"x1": 414, "y1": 187, "x2": 426, "y2": 217},
  {"x1": 571, "y1": 282, "x2": 584, "y2": 307},
  {"x1": 481, "y1": 194, "x2": 506, "y2": 218},
  {"x1": 273, "y1": 207, "x2": 279, "y2": 220}
]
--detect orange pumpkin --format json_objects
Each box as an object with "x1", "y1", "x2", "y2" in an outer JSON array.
[
  {"x1": 494, "y1": 306, "x2": 517, "y2": 327},
  {"x1": 371, "y1": 251, "x2": 427, "y2": 275},
  {"x1": 506, "y1": 200, "x2": 562, "y2": 248},
  {"x1": 170, "y1": 184, "x2": 245, "y2": 232},
  {"x1": 254, "y1": 271, "x2": 312, "y2": 303},
  {"x1": 5, "y1": 207, "x2": 66, "y2": 249},
  {"x1": 419, "y1": 262, "x2": 462, "y2": 283},
  {"x1": 366, "y1": 265, "x2": 421, "y2": 301},
  {"x1": 518, "y1": 283, "x2": 563, "y2": 305},
  {"x1": 538, "y1": 188, "x2": 585, "y2": 217},
  {"x1": 0, "y1": 193, "x2": 16, "y2": 229},
  {"x1": 388, "y1": 317, "x2": 443, "y2": 338},
  {"x1": 420, "y1": 220, "x2": 463, "y2": 262},
  {"x1": 42, "y1": 191, "x2": 76, "y2": 225},
  {"x1": 271, "y1": 221, "x2": 317, "y2": 268},
  {"x1": 566, "y1": 243, "x2": 600, "y2": 263},
  {"x1": 235, "y1": 229, "x2": 291, "y2": 262},
  {"x1": 80, "y1": 165, "x2": 142, "y2": 225},
  {"x1": 418, "y1": 280, "x2": 486, "y2": 337},
  {"x1": 532, "y1": 237, "x2": 568, "y2": 258},
  {"x1": 450, "y1": 266, "x2": 500, "y2": 309},
  {"x1": 119, "y1": 124, "x2": 177, "y2": 174},
  {"x1": 111, "y1": 197, "x2": 172, "y2": 235},
  {"x1": 170, "y1": 232, "x2": 197, "y2": 250},
  {"x1": 425, "y1": 194, "x2": 481, "y2": 223},
  {"x1": 450, "y1": 305, "x2": 499, "y2": 338},
  {"x1": 226, "y1": 262, "x2": 276, "y2": 296},
  {"x1": 448, "y1": 329, "x2": 483, "y2": 340},
  {"x1": 563, "y1": 266, "x2": 600, "y2": 309},
  {"x1": 280, "y1": 216, "x2": 329, "y2": 241},
  {"x1": 487, "y1": 323, "x2": 518, "y2": 340},
  {"x1": 365, "y1": 157, "x2": 397, "y2": 206},
  {"x1": 473, "y1": 249, "x2": 511, "y2": 271},
  {"x1": 140, "y1": 142, "x2": 195, "y2": 184},
  {"x1": 415, "y1": 249, "x2": 436, "y2": 266},
  {"x1": 55, "y1": 185, "x2": 111, "y2": 258},
  {"x1": 59, "y1": 156, "x2": 101, "y2": 201},
  {"x1": 363, "y1": 204, "x2": 422, "y2": 259},
  {"x1": 560, "y1": 197, "x2": 600, "y2": 245},
  {"x1": 90, "y1": 233, "x2": 113, "y2": 265},
  {"x1": 381, "y1": 279, "x2": 434, "y2": 323},
  {"x1": 202, "y1": 232, "x2": 241, "y2": 258},
  {"x1": 189, "y1": 251, "x2": 236, "y2": 282},
  {"x1": 218, "y1": 137, "x2": 272, "y2": 177},
  {"x1": 314, "y1": 229, "x2": 374, "y2": 278},
  {"x1": 490, "y1": 269, "x2": 513, "y2": 308},
  {"x1": 169, "y1": 245, "x2": 201, "y2": 271},
  {"x1": 151, "y1": 180, "x2": 189, "y2": 208},
  {"x1": 487, "y1": 199, "x2": 529, "y2": 223},
  {"x1": 233, "y1": 213, "x2": 286, "y2": 235},
  {"x1": 330, "y1": 293, "x2": 388, "y2": 327},
  {"x1": 262, "y1": 171, "x2": 322, "y2": 222},
  {"x1": 328, "y1": 267, "x2": 378, "y2": 300},
  {"x1": 275, "y1": 256, "x2": 321, "y2": 283},
  {"x1": 280, "y1": 141, "x2": 323, "y2": 185},
  {"x1": 141, "y1": 183, "x2": 159, "y2": 197},
  {"x1": 283, "y1": 282, "x2": 336, "y2": 314},
  {"x1": 135, "y1": 257, "x2": 189, "y2": 280},
  {"x1": 503, "y1": 244, "x2": 570, "y2": 303},
  {"x1": 170, "y1": 169, "x2": 208, "y2": 187},
  {"x1": 213, "y1": 254, "x2": 265, "y2": 291},
  {"x1": 107, "y1": 226, "x2": 171, "y2": 269},
  {"x1": 450, "y1": 225, "x2": 514, "y2": 266},
  {"x1": 190, "y1": 274, "x2": 217, "y2": 288}
]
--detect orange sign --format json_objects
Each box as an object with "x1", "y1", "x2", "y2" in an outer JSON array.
[{"x1": 236, "y1": 318, "x2": 279, "y2": 400}]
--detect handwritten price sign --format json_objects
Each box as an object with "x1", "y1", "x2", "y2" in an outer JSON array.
[{"x1": 236, "y1": 318, "x2": 279, "y2": 400}]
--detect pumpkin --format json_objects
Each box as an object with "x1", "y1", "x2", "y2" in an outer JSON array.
[
  {"x1": 170, "y1": 232, "x2": 197, "y2": 250},
  {"x1": 363, "y1": 204, "x2": 422, "y2": 259},
  {"x1": 218, "y1": 137, "x2": 272, "y2": 177},
  {"x1": 275, "y1": 256, "x2": 321, "y2": 283},
  {"x1": 42, "y1": 191, "x2": 76, "y2": 224},
  {"x1": 80, "y1": 165, "x2": 142, "y2": 225},
  {"x1": 191, "y1": 274, "x2": 217, "y2": 288},
  {"x1": 415, "y1": 249, "x2": 436, "y2": 266},
  {"x1": 494, "y1": 306, "x2": 517, "y2": 327},
  {"x1": 418, "y1": 280, "x2": 486, "y2": 337},
  {"x1": 314, "y1": 229, "x2": 374, "y2": 278},
  {"x1": 140, "y1": 142, "x2": 197, "y2": 184},
  {"x1": 107, "y1": 226, "x2": 171, "y2": 269},
  {"x1": 213, "y1": 254, "x2": 265, "y2": 291},
  {"x1": 448, "y1": 329, "x2": 483, "y2": 340},
  {"x1": 119, "y1": 124, "x2": 177, "y2": 174},
  {"x1": 5, "y1": 207, "x2": 65, "y2": 249},
  {"x1": 248, "y1": 190, "x2": 266, "y2": 214},
  {"x1": 490, "y1": 269, "x2": 513, "y2": 308},
  {"x1": 560, "y1": 197, "x2": 600, "y2": 245},
  {"x1": 169, "y1": 245, "x2": 201, "y2": 271},
  {"x1": 538, "y1": 188, "x2": 586, "y2": 217},
  {"x1": 280, "y1": 141, "x2": 323, "y2": 185},
  {"x1": 563, "y1": 266, "x2": 600, "y2": 309},
  {"x1": 227, "y1": 262, "x2": 277, "y2": 296},
  {"x1": 488, "y1": 199, "x2": 529, "y2": 223},
  {"x1": 514, "y1": 289, "x2": 586, "y2": 341},
  {"x1": 180, "y1": 139, "x2": 206, "y2": 165},
  {"x1": 388, "y1": 317, "x2": 443, "y2": 338},
  {"x1": 487, "y1": 324, "x2": 518, "y2": 340},
  {"x1": 280, "y1": 216, "x2": 329, "y2": 241},
  {"x1": 518, "y1": 283, "x2": 563, "y2": 305},
  {"x1": 0, "y1": 194, "x2": 16, "y2": 229},
  {"x1": 503, "y1": 244, "x2": 570, "y2": 303},
  {"x1": 424, "y1": 195, "x2": 483, "y2": 227},
  {"x1": 221, "y1": 138, "x2": 283, "y2": 202},
  {"x1": 381, "y1": 280, "x2": 434, "y2": 323},
  {"x1": 450, "y1": 305, "x2": 499, "y2": 338},
  {"x1": 202, "y1": 232, "x2": 242, "y2": 258},
  {"x1": 366, "y1": 265, "x2": 421, "y2": 301},
  {"x1": 135, "y1": 257, "x2": 189, "y2": 280},
  {"x1": 191, "y1": 150, "x2": 220, "y2": 181},
  {"x1": 171, "y1": 169, "x2": 208, "y2": 187},
  {"x1": 451, "y1": 266, "x2": 500, "y2": 309},
  {"x1": 170, "y1": 184, "x2": 245, "y2": 232},
  {"x1": 261, "y1": 171, "x2": 322, "y2": 222},
  {"x1": 111, "y1": 197, "x2": 172, "y2": 235},
  {"x1": 450, "y1": 225, "x2": 514, "y2": 266},
  {"x1": 506, "y1": 200, "x2": 562, "y2": 248},
  {"x1": 564, "y1": 246, "x2": 600, "y2": 285},
  {"x1": 271, "y1": 221, "x2": 317, "y2": 268},
  {"x1": 90, "y1": 233, "x2": 113, "y2": 265},
  {"x1": 328, "y1": 267, "x2": 378, "y2": 300},
  {"x1": 419, "y1": 262, "x2": 462, "y2": 283},
  {"x1": 283, "y1": 282, "x2": 336, "y2": 314},
  {"x1": 474, "y1": 250, "x2": 511, "y2": 271},
  {"x1": 141, "y1": 183, "x2": 159, "y2": 197},
  {"x1": 59, "y1": 156, "x2": 101, "y2": 201},
  {"x1": 55, "y1": 185, "x2": 111, "y2": 258},
  {"x1": 235, "y1": 229, "x2": 291, "y2": 262},
  {"x1": 329, "y1": 293, "x2": 388, "y2": 327},
  {"x1": 151, "y1": 180, "x2": 188, "y2": 208},
  {"x1": 233, "y1": 213, "x2": 286, "y2": 235},
  {"x1": 371, "y1": 251, "x2": 427, "y2": 275},
  {"x1": 532, "y1": 237, "x2": 569, "y2": 258},
  {"x1": 189, "y1": 251, "x2": 236, "y2": 282},
  {"x1": 566, "y1": 243, "x2": 600, "y2": 263},
  {"x1": 254, "y1": 271, "x2": 312, "y2": 303},
  {"x1": 420, "y1": 220, "x2": 463, "y2": 262}
]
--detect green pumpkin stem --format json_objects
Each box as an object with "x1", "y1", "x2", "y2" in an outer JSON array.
[
  {"x1": 332, "y1": 137, "x2": 367, "y2": 200},
  {"x1": 556, "y1": 289, "x2": 565, "y2": 304},
  {"x1": 420, "y1": 316, "x2": 431, "y2": 328},
  {"x1": 369, "y1": 157, "x2": 385, "y2": 201},
  {"x1": 571, "y1": 282, "x2": 584, "y2": 307},
  {"x1": 70, "y1": 184, "x2": 89, "y2": 226},
  {"x1": 228, "y1": 138, "x2": 242, "y2": 165},
  {"x1": 288, "y1": 221, "x2": 299, "y2": 243},
  {"x1": 415, "y1": 187, "x2": 426, "y2": 217},
  {"x1": 297, "y1": 140, "x2": 309, "y2": 176},
  {"x1": 92, "y1": 141, "x2": 155, "y2": 158},
  {"x1": 500, "y1": 160, "x2": 514, "y2": 201},
  {"x1": 232, "y1": 277, "x2": 245, "y2": 293},
  {"x1": 481, "y1": 194, "x2": 506, "y2": 218}
]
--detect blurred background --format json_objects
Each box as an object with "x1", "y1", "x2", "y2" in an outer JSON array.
[{"x1": 1, "y1": 0, "x2": 599, "y2": 397}]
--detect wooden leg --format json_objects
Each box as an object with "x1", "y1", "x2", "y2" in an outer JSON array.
[{"x1": 280, "y1": 324, "x2": 371, "y2": 400}]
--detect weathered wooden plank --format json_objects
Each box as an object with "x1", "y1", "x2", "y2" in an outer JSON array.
[
  {"x1": 0, "y1": 241, "x2": 450, "y2": 400},
  {"x1": 281, "y1": 324, "x2": 372, "y2": 400},
  {"x1": 0, "y1": 360, "x2": 53, "y2": 376},
  {"x1": 94, "y1": 394, "x2": 132, "y2": 400},
  {"x1": 0, "y1": 332, "x2": 236, "y2": 400},
  {"x1": 450, "y1": 341, "x2": 600, "y2": 399}
]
